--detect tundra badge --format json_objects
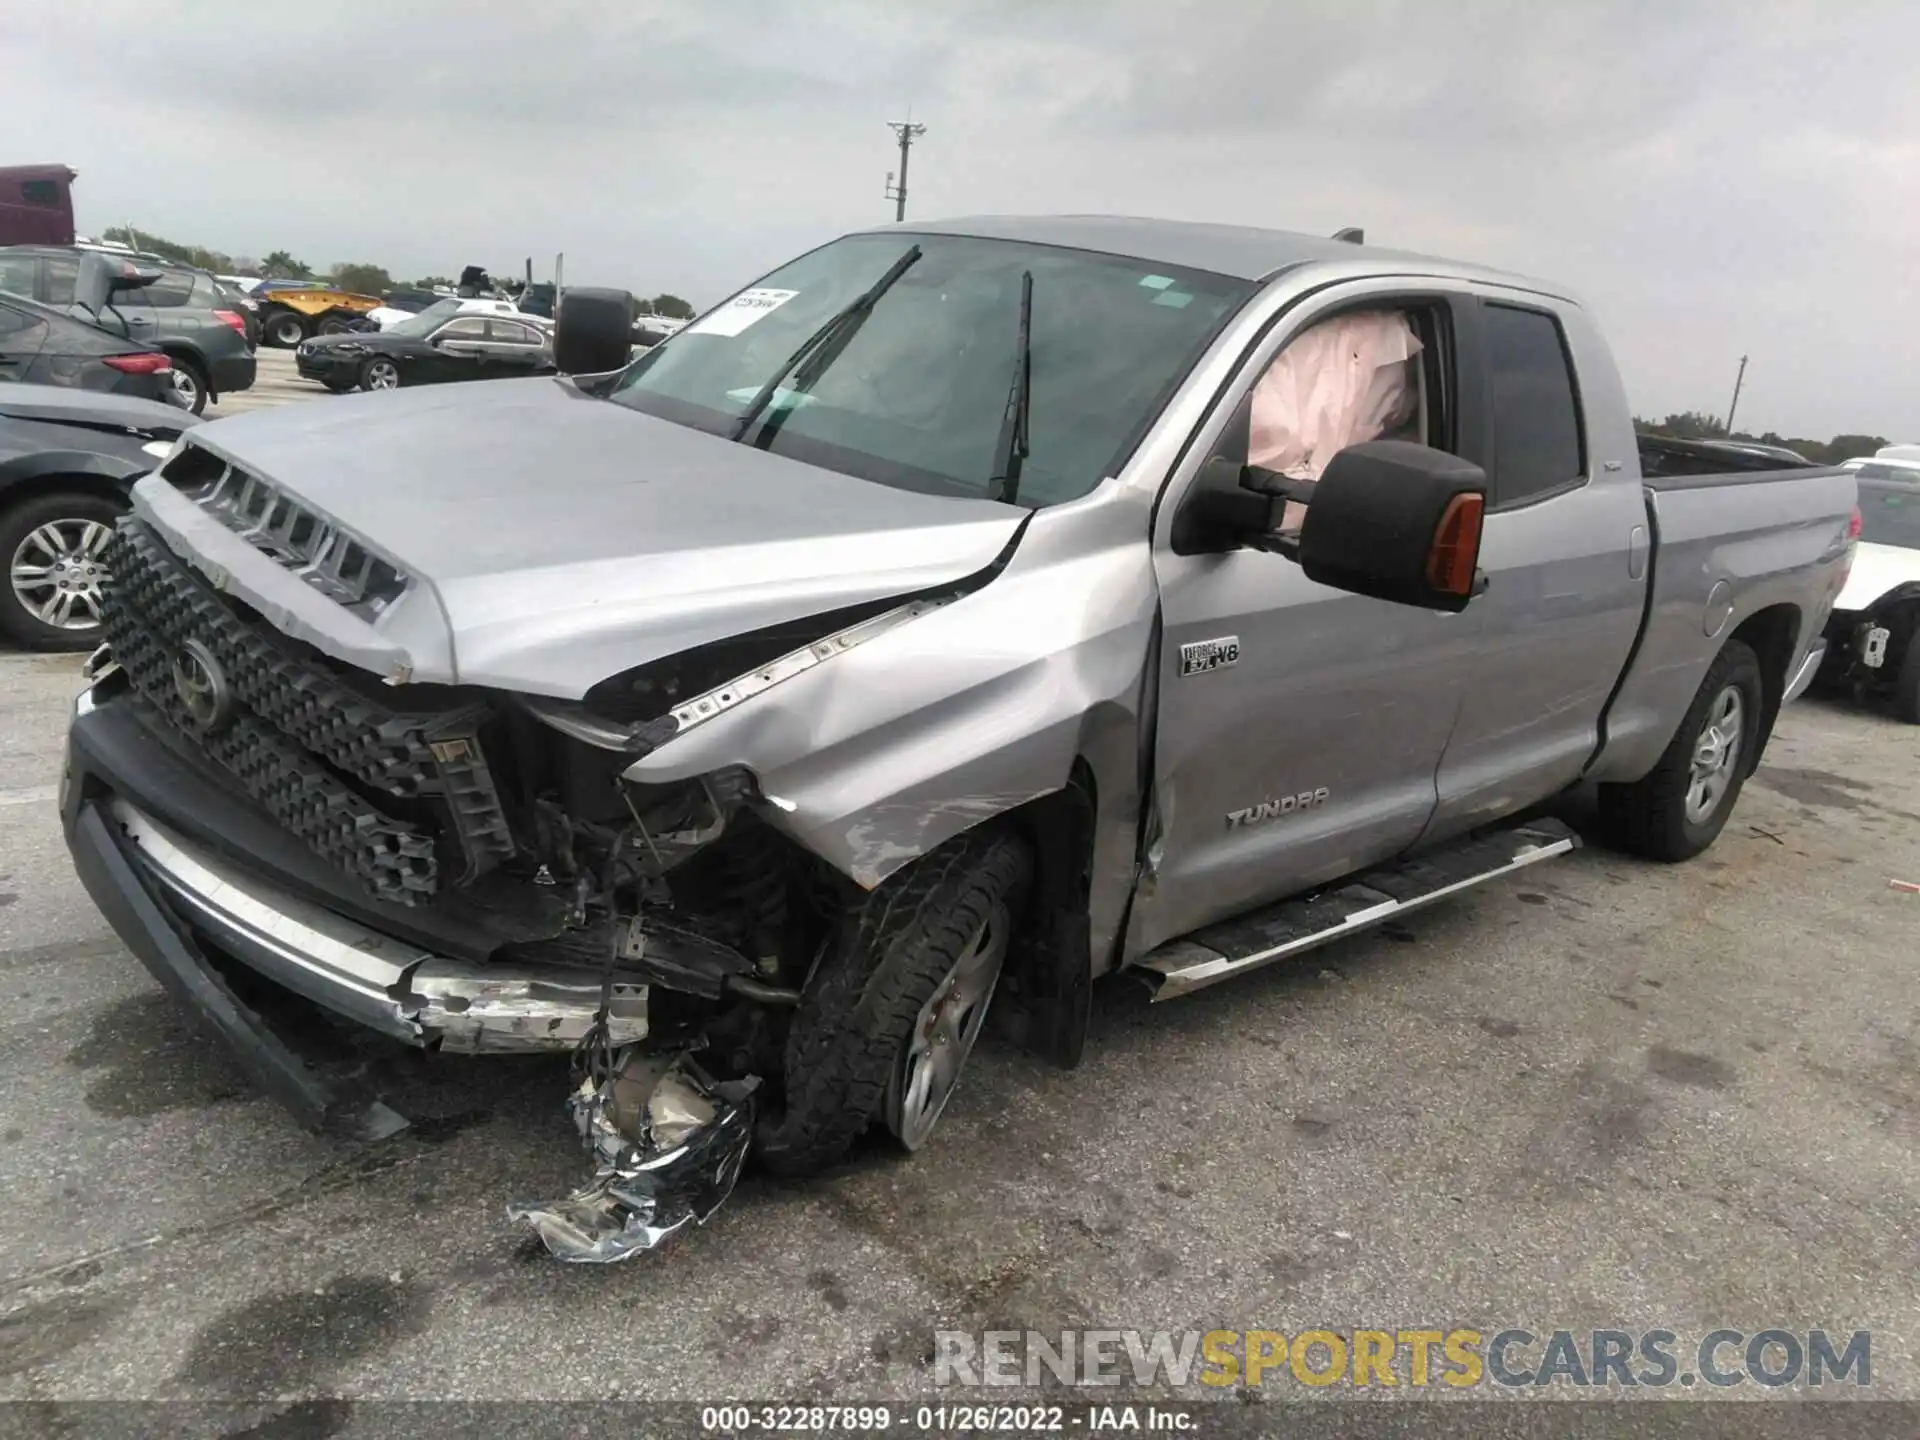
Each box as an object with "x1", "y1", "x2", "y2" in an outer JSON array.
[
  {"x1": 1180, "y1": 636, "x2": 1240, "y2": 676},
  {"x1": 1226, "y1": 789, "x2": 1331, "y2": 829}
]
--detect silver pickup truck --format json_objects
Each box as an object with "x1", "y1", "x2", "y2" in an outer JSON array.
[{"x1": 62, "y1": 216, "x2": 1857, "y2": 1232}]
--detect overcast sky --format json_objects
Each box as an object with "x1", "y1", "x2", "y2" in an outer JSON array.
[{"x1": 14, "y1": 0, "x2": 1915, "y2": 438}]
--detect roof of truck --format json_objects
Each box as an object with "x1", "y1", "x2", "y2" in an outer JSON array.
[{"x1": 875, "y1": 213, "x2": 1557, "y2": 292}]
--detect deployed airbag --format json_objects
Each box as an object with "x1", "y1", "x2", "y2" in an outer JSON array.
[{"x1": 1249, "y1": 310, "x2": 1424, "y2": 481}]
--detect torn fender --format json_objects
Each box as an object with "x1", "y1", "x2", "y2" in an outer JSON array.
[{"x1": 622, "y1": 514, "x2": 1159, "y2": 897}]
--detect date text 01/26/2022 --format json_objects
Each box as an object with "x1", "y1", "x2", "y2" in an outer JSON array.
[{"x1": 698, "y1": 1404, "x2": 1196, "y2": 1432}]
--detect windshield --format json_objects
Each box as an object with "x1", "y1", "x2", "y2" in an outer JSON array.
[
  {"x1": 387, "y1": 299, "x2": 462, "y2": 336},
  {"x1": 1858, "y1": 475, "x2": 1920, "y2": 550},
  {"x1": 607, "y1": 233, "x2": 1253, "y2": 506}
]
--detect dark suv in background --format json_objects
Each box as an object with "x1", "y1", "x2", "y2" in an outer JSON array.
[{"x1": 0, "y1": 246, "x2": 256, "y2": 414}]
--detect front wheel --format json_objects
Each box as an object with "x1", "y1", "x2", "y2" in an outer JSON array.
[
  {"x1": 361, "y1": 356, "x2": 400, "y2": 391},
  {"x1": 1599, "y1": 639, "x2": 1764, "y2": 861},
  {"x1": 0, "y1": 491, "x2": 123, "y2": 651},
  {"x1": 755, "y1": 831, "x2": 1031, "y2": 1176}
]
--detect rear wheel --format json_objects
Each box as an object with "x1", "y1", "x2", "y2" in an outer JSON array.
[
  {"x1": 1599, "y1": 639, "x2": 1764, "y2": 861},
  {"x1": 361, "y1": 356, "x2": 400, "y2": 391},
  {"x1": 755, "y1": 830, "x2": 1031, "y2": 1176},
  {"x1": 264, "y1": 309, "x2": 307, "y2": 348},
  {"x1": 168, "y1": 355, "x2": 209, "y2": 415},
  {"x1": 1893, "y1": 627, "x2": 1920, "y2": 724},
  {"x1": 0, "y1": 490, "x2": 123, "y2": 651},
  {"x1": 316, "y1": 312, "x2": 354, "y2": 335}
]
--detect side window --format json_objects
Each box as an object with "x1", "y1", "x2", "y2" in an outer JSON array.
[
  {"x1": 145, "y1": 269, "x2": 196, "y2": 307},
  {"x1": 437, "y1": 318, "x2": 487, "y2": 341},
  {"x1": 0, "y1": 254, "x2": 38, "y2": 299},
  {"x1": 1483, "y1": 304, "x2": 1584, "y2": 507},
  {"x1": 0, "y1": 303, "x2": 49, "y2": 356},
  {"x1": 21, "y1": 180, "x2": 59, "y2": 205},
  {"x1": 43, "y1": 255, "x2": 77, "y2": 306},
  {"x1": 487, "y1": 320, "x2": 541, "y2": 345}
]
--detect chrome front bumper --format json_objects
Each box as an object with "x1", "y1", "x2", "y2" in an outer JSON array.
[{"x1": 109, "y1": 800, "x2": 649, "y2": 1054}]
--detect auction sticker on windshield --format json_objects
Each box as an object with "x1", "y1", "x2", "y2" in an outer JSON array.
[{"x1": 687, "y1": 288, "x2": 798, "y2": 338}]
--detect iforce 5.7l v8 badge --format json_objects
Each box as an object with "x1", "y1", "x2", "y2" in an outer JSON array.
[{"x1": 1179, "y1": 636, "x2": 1240, "y2": 677}]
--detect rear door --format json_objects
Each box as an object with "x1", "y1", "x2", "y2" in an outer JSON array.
[
  {"x1": 481, "y1": 318, "x2": 550, "y2": 378},
  {"x1": 1420, "y1": 295, "x2": 1648, "y2": 840}
]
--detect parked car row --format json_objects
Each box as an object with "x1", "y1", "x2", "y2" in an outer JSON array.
[{"x1": 0, "y1": 243, "x2": 256, "y2": 414}]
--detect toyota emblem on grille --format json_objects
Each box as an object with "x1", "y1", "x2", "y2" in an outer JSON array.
[{"x1": 171, "y1": 640, "x2": 235, "y2": 735}]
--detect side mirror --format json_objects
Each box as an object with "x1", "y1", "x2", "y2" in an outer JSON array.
[
  {"x1": 555, "y1": 286, "x2": 639, "y2": 376},
  {"x1": 1295, "y1": 441, "x2": 1488, "y2": 612}
]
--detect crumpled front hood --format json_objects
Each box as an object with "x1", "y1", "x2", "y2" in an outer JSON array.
[{"x1": 148, "y1": 377, "x2": 1023, "y2": 698}]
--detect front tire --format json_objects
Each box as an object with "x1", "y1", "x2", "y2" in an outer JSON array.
[
  {"x1": 0, "y1": 491, "x2": 124, "y2": 651},
  {"x1": 755, "y1": 831, "x2": 1031, "y2": 1176},
  {"x1": 1599, "y1": 639, "x2": 1764, "y2": 861},
  {"x1": 361, "y1": 356, "x2": 400, "y2": 391}
]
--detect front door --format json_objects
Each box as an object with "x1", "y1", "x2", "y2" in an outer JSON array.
[{"x1": 1129, "y1": 282, "x2": 1488, "y2": 956}]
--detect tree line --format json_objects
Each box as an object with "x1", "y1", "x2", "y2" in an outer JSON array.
[
  {"x1": 1633, "y1": 412, "x2": 1889, "y2": 466},
  {"x1": 101, "y1": 228, "x2": 696, "y2": 318}
]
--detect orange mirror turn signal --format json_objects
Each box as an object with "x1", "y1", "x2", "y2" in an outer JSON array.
[{"x1": 1425, "y1": 493, "x2": 1484, "y2": 597}]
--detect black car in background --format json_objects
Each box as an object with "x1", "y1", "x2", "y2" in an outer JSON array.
[
  {"x1": 0, "y1": 245, "x2": 256, "y2": 414},
  {"x1": 0, "y1": 289, "x2": 183, "y2": 404},
  {"x1": 296, "y1": 303, "x2": 554, "y2": 392},
  {"x1": 0, "y1": 383, "x2": 196, "y2": 649}
]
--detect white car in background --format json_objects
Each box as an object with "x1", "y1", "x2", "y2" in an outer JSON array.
[
  {"x1": 1821, "y1": 452, "x2": 1920, "y2": 721},
  {"x1": 366, "y1": 295, "x2": 530, "y2": 331}
]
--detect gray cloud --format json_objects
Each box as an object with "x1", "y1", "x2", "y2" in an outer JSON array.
[{"x1": 10, "y1": 0, "x2": 1915, "y2": 437}]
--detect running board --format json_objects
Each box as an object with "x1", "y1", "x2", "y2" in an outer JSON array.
[{"x1": 1130, "y1": 818, "x2": 1579, "y2": 1001}]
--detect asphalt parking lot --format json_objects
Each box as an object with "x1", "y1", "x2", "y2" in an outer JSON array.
[{"x1": 0, "y1": 360, "x2": 1914, "y2": 1413}]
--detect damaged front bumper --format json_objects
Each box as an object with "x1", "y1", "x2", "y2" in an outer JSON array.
[
  {"x1": 60, "y1": 687, "x2": 743, "y2": 1139},
  {"x1": 107, "y1": 800, "x2": 651, "y2": 1054}
]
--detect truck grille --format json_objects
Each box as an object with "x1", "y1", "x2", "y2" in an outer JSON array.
[
  {"x1": 159, "y1": 444, "x2": 410, "y2": 616},
  {"x1": 99, "y1": 521, "x2": 515, "y2": 906}
]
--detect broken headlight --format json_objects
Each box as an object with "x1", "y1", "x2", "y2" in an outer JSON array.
[{"x1": 519, "y1": 595, "x2": 952, "y2": 756}]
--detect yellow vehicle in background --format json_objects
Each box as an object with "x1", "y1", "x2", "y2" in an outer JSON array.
[{"x1": 253, "y1": 286, "x2": 382, "y2": 348}]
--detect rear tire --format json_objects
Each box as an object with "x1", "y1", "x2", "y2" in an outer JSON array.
[
  {"x1": 316, "y1": 312, "x2": 353, "y2": 336},
  {"x1": 264, "y1": 309, "x2": 307, "y2": 348},
  {"x1": 1893, "y1": 628, "x2": 1920, "y2": 725},
  {"x1": 168, "y1": 356, "x2": 210, "y2": 415},
  {"x1": 755, "y1": 830, "x2": 1031, "y2": 1177},
  {"x1": 0, "y1": 490, "x2": 124, "y2": 651},
  {"x1": 1598, "y1": 639, "x2": 1764, "y2": 862}
]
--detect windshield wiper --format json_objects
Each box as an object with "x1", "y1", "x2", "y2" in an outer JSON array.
[
  {"x1": 729, "y1": 244, "x2": 922, "y2": 445},
  {"x1": 987, "y1": 270, "x2": 1033, "y2": 504}
]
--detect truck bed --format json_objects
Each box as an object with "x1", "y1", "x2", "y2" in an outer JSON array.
[{"x1": 1588, "y1": 453, "x2": 1856, "y2": 785}]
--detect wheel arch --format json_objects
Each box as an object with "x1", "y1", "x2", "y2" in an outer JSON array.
[{"x1": 1727, "y1": 602, "x2": 1800, "y2": 772}]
